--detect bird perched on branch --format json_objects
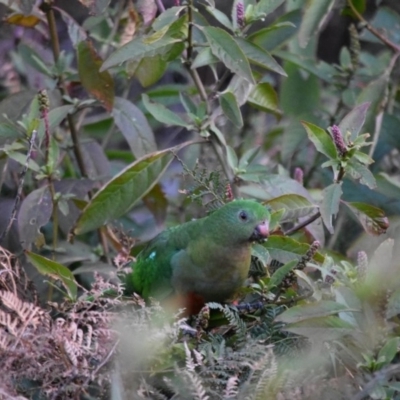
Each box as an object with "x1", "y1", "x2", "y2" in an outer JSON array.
[{"x1": 131, "y1": 200, "x2": 270, "y2": 315}]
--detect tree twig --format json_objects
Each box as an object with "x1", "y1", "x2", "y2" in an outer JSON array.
[{"x1": 347, "y1": 0, "x2": 400, "y2": 53}]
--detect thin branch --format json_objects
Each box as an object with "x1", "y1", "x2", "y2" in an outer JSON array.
[
  {"x1": 284, "y1": 212, "x2": 321, "y2": 236},
  {"x1": 155, "y1": 0, "x2": 165, "y2": 13},
  {"x1": 351, "y1": 364, "x2": 400, "y2": 400},
  {"x1": 347, "y1": 0, "x2": 400, "y2": 53},
  {"x1": 0, "y1": 130, "x2": 37, "y2": 243}
]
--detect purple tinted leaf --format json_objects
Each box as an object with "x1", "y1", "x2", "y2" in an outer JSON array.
[
  {"x1": 338, "y1": 102, "x2": 371, "y2": 141},
  {"x1": 18, "y1": 186, "x2": 53, "y2": 249}
]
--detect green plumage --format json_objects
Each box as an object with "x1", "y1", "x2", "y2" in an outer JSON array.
[{"x1": 132, "y1": 200, "x2": 270, "y2": 306}]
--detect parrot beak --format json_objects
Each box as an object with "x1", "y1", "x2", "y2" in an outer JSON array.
[{"x1": 250, "y1": 221, "x2": 270, "y2": 243}]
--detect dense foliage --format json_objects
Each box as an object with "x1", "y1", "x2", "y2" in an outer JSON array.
[{"x1": 1, "y1": 0, "x2": 400, "y2": 398}]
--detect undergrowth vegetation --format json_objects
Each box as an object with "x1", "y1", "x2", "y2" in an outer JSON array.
[{"x1": 1, "y1": 0, "x2": 400, "y2": 398}]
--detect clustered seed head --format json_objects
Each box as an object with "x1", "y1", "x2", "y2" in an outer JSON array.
[
  {"x1": 225, "y1": 183, "x2": 234, "y2": 201},
  {"x1": 38, "y1": 89, "x2": 49, "y2": 117},
  {"x1": 331, "y1": 125, "x2": 347, "y2": 156},
  {"x1": 349, "y1": 24, "x2": 360, "y2": 71},
  {"x1": 356, "y1": 251, "x2": 368, "y2": 281},
  {"x1": 294, "y1": 167, "x2": 304, "y2": 184},
  {"x1": 236, "y1": 1, "x2": 245, "y2": 28},
  {"x1": 298, "y1": 240, "x2": 320, "y2": 269}
]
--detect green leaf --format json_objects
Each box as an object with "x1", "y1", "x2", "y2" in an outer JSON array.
[
  {"x1": 265, "y1": 194, "x2": 318, "y2": 222},
  {"x1": 254, "y1": 0, "x2": 285, "y2": 16},
  {"x1": 378, "y1": 337, "x2": 399, "y2": 365},
  {"x1": 263, "y1": 235, "x2": 324, "y2": 264},
  {"x1": 298, "y1": 0, "x2": 335, "y2": 48},
  {"x1": 219, "y1": 91, "x2": 243, "y2": 128},
  {"x1": 269, "y1": 260, "x2": 298, "y2": 289},
  {"x1": 320, "y1": 183, "x2": 342, "y2": 234},
  {"x1": 301, "y1": 121, "x2": 337, "y2": 159},
  {"x1": 205, "y1": 6, "x2": 233, "y2": 30},
  {"x1": 346, "y1": 161, "x2": 377, "y2": 189},
  {"x1": 142, "y1": 94, "x2": 189, "y2": 127},
  {"x1": 73, "y1": 143, "x2": 191, "y2": 235},
  {"x1": 357, "y1": 74, "x2": 389, "y2": 136},
  {"x1": 282, "y1": 316, "x2": 355, "y2": 341},
  {"x1": 77, "y1": 40, "x2": 114, "y2": 112},
  {"x1": 112, "y1": 97, "x2": 157, "y2": 159},
  {"x1": 202, "y1": 26, "x2": 255, "y2": 83},
  {"x1": 248, "y1": 82, "x2": 281, "y2": 117},
  {"x1": 275, "y1": 301, "x2": 352, "y2": 324},
  {"x1": 127, "y1": 54, "x2": 167, "y2": 87},
  {"x1": 234, "y1": 38, "x2": 286, "y2": 76},
  {"x1": 25, "y1": 251, "x2": 77, "y2": 300},
  {"x1": 191, "y1": 47, "x2": 220, "y2": 69},
  {"x1": 269, "y1": 209, "x2": 285, "y2": 232},
  {"x1": 338, "y1": 102, "x2": 370, "y2": 141},
  {"x1": 101, "y1": 36, "x2": 181, "y2": 72},
  {"x1": 248, "y1": 10, "x2": 300, "y2": 52},
  {"x1": 344, "y1": 201, "x2": 389, "y2": 236},
  {"x1": 226, "y1": 145, "x2": 238, "y2": 170},
  {"x1": 18, "y1": 43, "x2": 53, "y2": 77},
  {"x1": 37, "y1": 105, "x2": 73, "y2": 140}
]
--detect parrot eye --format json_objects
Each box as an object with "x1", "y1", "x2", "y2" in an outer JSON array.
[{"x1": 238, "y1": 210, "x2": 248, "y2": 221}]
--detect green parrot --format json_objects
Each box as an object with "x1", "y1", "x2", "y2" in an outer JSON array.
[{"x1": 131, "y1": 199, "x2": 270, "y2": 314}]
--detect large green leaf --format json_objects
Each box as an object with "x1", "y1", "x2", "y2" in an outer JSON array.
[
  {"x1": 73, "y1": 144, "x2": 191, "y2": 235},
  {"x1": 235, "y1": 37, "x2": 286, "y2": 76},
  {"x1": 265, "y1": 194, "x2": 318, "y2": 222},
  {"x1": 77, "y1": 40, "x2": 114, "y2": 112},
  {"x1": 302, "y1": 121, "x2": 337, "y2": 159},
  {"x1": 282, "y1": 316, "x2": 355, "y2": 341},
  {"x1": 112, "y1": 97, "x2": 157, "y2": 159},
  {"x1": 263, "y1": 235, "x2": 324, "y2": 264},
  {"x1": 202, "y1": 26, "x2": 254, "y2": 83},
  {"x1": 298, "y1": 0, "x2": 335, "y2": 48},
  {"x1": 275, "y1": 301, "x2": 352, "y2": 324},
  {"x1": 26, "y1": 251, "x2": 77, "y2": 300},
  {"x1": 142, "y1": 94, "x2": 189, "y2": 127},
  {"x1": 320, "y1": 183, "x2": 342, "y2": 234},
  {"x1": 219, "y1": 91, "x2": 243, "y2": 128}
]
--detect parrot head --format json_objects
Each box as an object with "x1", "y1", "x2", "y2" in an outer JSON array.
[{"x1": 207, "y1": 200, "x2": 270, "y2": 244}]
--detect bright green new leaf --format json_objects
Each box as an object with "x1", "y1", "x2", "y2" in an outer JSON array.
[
  {"x1": 202, "y1": 26, "x2": 255, "y2": 83},
  {"x1": 26, "y1": 251, "x2": 77, "y2": 300},
  {"x1": 248, "y1": 83, "x2": 281, "y2": 117},
  {"x1": 302, "y1": 121, "x2": 337, "y2": 159},
  {"x1": 320, "y1": 183, "x2": 342, "y2": 234},
  {"x1": 219, "y1": 91, "x2": 243, "y2": 128},
  {"x1": 142, "y1": 94, "x2": 189, "y2": 127}
]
